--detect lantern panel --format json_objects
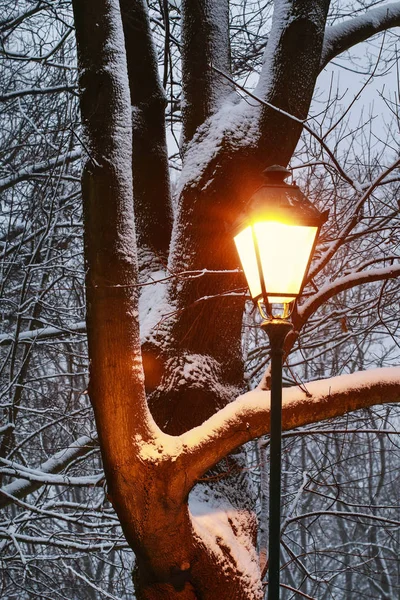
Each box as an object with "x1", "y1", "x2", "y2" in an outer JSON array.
[
  {"x1": 254, "y1": 221, "x2": 318, "y2": 303},
  {"x1": 234, "y1": 225, "x2": 262, "y2": 300}
]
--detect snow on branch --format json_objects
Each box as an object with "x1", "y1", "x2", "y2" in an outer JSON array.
[
  {"x1": 0, "y1": 531, "x2": 128, "y2": 552},
  {"x1": 308, "y1": 157, "x2": 400, "y2": 281},
  {"x1": 299, "y1": 264, "x2": 400, "y2": 322},
  {"x1": 181, "y1": 367, "x2": 400, "y2": 486},
  {"x1": 212, "y1": 67, "x2": 364, "y2": 192},
  {"x1": 0, "y1": 148, "x2": 81, "y2": 192},
  {"x1": 0, "y1": 321, "x2": 86, "y2": 346},
  {"x1": 0, "y1": 462, "x2": 103, "y2": 487},
  {"x1": 321, "y1": 2, "x2": 400, "y2": 70},
  {"x1": 285, "y1": 509, "x2": 400, "y2": 528},
  {"x1": 0, "y1": 85, "x2": 77, "y2": 102},
  {"x1": 0, "y1": 434, "x2": 98, "y2": 510},
  {"x1": 3, "y1": 366, "x2": 400, "y2": 509},
  {"x1": 0, "y1": 3, "x2": 45, "y2": 33}
]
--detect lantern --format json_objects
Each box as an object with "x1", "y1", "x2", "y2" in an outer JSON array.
[{"x1": 234, "y1": 165, "x2": 328, "y2": 318}]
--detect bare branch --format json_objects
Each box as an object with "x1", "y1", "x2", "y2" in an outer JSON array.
[
  {"x1": 307, "y1": 158, "x2": 400, "y2": 282},
  {"x1": 299, "y1": 265, "x2": 400, "y2": 323}
]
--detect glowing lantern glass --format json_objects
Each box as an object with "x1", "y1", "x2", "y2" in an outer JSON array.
[{"x1": 234, "y1": 166, "x2": 328, "y2": 318}]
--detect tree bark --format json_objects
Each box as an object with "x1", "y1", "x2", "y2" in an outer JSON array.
[
  {"x1": 120, "y1": 0, "x2": 173, "y2": 272},
  {"x1": 181, "y1": 0, "x2": 232, "y2": 147}
]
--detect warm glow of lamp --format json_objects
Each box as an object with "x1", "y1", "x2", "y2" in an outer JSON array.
[
  {"x1": 234, "y1": 165, "x2": 328, "y2": 318},
  {"x1": 234, "y1": 221, "x2": 318, "y2": 304}
]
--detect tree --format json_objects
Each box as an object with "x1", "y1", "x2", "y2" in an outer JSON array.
[{"x1": 1, "y1": 0, "x2": 400, "y2": 598}]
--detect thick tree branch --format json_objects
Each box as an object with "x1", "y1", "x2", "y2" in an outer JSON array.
[
  {"x1": 181, "y1": 0, "x2": 232, "y2": 146},
  {"x1": 182, "y1": 368, "x2": 400, "y2": 486},
  {"x1": 320, "y1": 2, "x2": 400, "y2": 70},
  {"x1": 255, "y1": 0, "x2": 330, "y2": 161},
  {"x1": 71, "y1": 0, "x2": 182, "y2": 564},
  {"x1": 72, "y1": 0, "x2": 156, "y2": 449},
  {"x1": 4, "y1": 364, "x2": 400, "y2": 511},
  {"x1": 120, "y1": 0, "x2": 173, "y2": 268}
]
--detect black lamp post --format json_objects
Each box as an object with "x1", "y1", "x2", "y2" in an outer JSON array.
[{"x1": 234, "y1": 165, "x2": 328, "y2": 599}]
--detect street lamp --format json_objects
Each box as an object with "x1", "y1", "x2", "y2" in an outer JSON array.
[{"x1": 234, "y1": 165, "x2": 328, "y2": 599}]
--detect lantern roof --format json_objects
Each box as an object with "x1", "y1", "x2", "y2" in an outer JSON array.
[{"x1": 238, "y1": 165, "x2": 329, "y2": 229}]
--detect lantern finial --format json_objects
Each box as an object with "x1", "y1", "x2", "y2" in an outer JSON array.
[{"x1": 262, "y1": 165, "x2": 291, "y2": 183}]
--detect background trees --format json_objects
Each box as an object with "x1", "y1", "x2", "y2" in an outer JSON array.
[{"x1": 1, "y1": 0, "x2": 400, "y2": 598}]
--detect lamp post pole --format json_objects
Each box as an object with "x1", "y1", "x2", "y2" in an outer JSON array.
[{"x1": 262, "y1": 319, "x2": 293, "y2": 600}]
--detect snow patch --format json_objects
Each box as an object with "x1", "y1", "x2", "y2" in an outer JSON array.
[
  {"x1": 139, "y1": 270, "x2": 173, "y2": 342},
  {"x1": 135, "y1": 434, "x2": 182, "y2": 462},
  {"x1": 159, "y1": 353, "x2": 240, "y2": 401},
  {"x1": 190, "y1": 486, "x2": 262, "y2": 599},
  {"x1": 177, "y1": 96, "x2": 260, "y2": 195}
]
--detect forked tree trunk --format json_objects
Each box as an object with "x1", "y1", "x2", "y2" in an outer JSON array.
[
  {"x1": 71, "y1": 0, "x2": 400, "y2": 598},
  {"x1": 71, "y1": 0, "x2": 328, "y2": 597},
  {"x1": 72, "y1": 1, "x2": 261, "y2": 597}
]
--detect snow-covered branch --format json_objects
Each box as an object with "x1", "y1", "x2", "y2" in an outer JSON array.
[
  {"x1": 0, "y1": 531, "x2": 128, "y2": 552},
  {"x1": 0, "y1": 434, "x2": 98, "y2": 510},
  {"x1": 0, "y1": 148, "x2": 81, "y2": 192},
  {"x1": 0, "y1": 3, "x2": 43, "y2": 32},
  {"x1": 321, "y1": 2, "x2": 400, "y2": 69},
  {"x1": 0, "y1": 85, "x2": 77, "y2": 102},
  {"x1": 181, "y1": 368, "x2": 400, "y2": 485},
  {"x1": 0, "y1": 462, "x2": 102, "y2": 487},
  {"x1": 299, "y1": 265, "x2": 400, "y2": 323},
  {"x1": 0, "y1": 321, "x2": 86, "y2": 346}
]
